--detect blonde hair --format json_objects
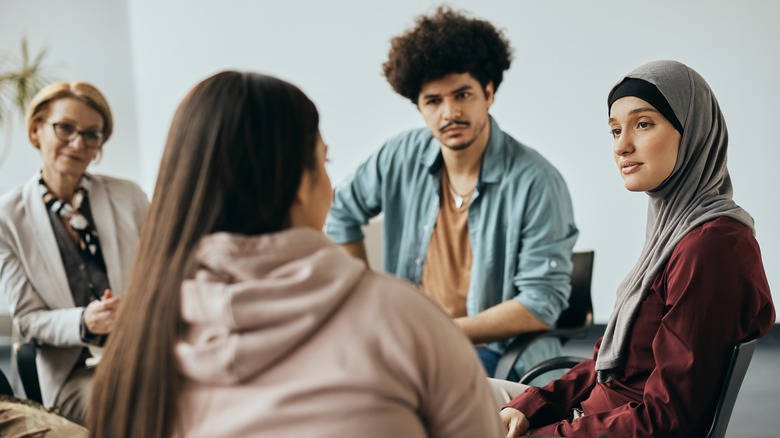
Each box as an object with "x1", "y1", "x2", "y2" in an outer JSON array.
[{"x1": 26, "y1": 81, "x2": 113, "y2": 148}]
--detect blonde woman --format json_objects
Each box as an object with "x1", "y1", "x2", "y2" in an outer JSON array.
[{"x1": 0, "y1": 82, "x2": 148, "y2": 424}]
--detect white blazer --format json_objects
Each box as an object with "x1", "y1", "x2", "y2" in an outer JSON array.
[{"x1": 0, "y1": 172, "x2": 149, "y2": 407}]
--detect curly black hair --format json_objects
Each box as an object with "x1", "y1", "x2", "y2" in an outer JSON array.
[{"x1": 383, "y1": 6, "x2": 513, "y2": 104}]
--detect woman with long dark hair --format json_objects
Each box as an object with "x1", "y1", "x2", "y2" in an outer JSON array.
[{"x1": 88, "y1": 71, "x2": 504, "y2": 437}]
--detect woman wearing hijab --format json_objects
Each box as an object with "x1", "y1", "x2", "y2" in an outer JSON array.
[
  {"x1": 88, "y1": 71, "x2": 504, "y2": 438},
  {"x1": 0, "y1": 82, "x2": 148, "y2": 424},
  {"x1": 499, "y1": 60, "x2": 775, "y2": 437}
]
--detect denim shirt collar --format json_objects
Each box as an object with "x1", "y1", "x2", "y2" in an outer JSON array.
[{"x1": 422, "y1": 116, "x2": 506, "y2": 186}]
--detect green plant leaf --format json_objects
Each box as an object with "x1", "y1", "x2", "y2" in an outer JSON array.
[{"x1": 0, "y1": 35, "x2": 54, "y2": 123}]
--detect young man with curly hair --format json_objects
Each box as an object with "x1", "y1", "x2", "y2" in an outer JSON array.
[{"x1": 325, "y1": 7, "x2": 578, "y2": 380}]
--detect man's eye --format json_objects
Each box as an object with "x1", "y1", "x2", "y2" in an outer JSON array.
[{"x1": 610, "y1": 128, "x2": 621, "y2": 138}]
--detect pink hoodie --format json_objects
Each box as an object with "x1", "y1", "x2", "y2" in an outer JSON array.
[{"x1": 173, "y1": 228, "x2": 503, "y2": 437}]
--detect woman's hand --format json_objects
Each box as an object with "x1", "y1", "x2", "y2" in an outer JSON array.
[
  {"x1": 83, "y1": 289, "x2": 121, "y2": 335},
  {"x1": 500, "y1": 407, "x2": 530, "y2": 438}
]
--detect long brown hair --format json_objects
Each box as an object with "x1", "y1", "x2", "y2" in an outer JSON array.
[{"x1": 88, "y1": 71, "x2": 319, "y2": 437}]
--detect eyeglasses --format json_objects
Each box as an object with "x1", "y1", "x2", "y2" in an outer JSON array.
[{"x1": 46, "y1": 121, "x2": 105, "y2": 149}]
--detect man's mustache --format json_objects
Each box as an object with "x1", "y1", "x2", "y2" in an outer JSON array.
[{"x1": 439, "y1": 120, "x2": 470, "y2": 133}]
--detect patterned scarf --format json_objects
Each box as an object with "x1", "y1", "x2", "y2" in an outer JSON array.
[{"x1": 39, "y1": 175, "x2": 104, "y2": 263}]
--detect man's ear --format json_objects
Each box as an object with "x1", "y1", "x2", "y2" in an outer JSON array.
[{"x1": 484, "y1": 81, "x2": 495, "y2": 108}]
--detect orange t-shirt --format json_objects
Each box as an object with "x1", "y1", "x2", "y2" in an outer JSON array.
[{"x1": 421, "y1": 171, "x2": 473, "y2": 318}]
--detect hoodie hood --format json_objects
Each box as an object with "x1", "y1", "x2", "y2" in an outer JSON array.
[{"x1": 175, "y1": 228, "x2": 365, "y2": 385}]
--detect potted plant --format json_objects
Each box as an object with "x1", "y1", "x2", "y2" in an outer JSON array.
[{"x1": 0, "y1": 36, "x2": 54, "y2": 170}]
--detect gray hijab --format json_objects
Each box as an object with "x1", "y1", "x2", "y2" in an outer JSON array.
[{"x1": 595, "y1": 60, "x2": 754, "y2": 383}]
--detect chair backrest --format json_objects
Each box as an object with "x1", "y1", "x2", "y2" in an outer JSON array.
[
  {"x1": 493, "y1": 250, "x2": 595, "y2": 381},
  {"x1": 556, "y1": 251, "x2": 594, "y2": 339},
  {"x1": 0, "y1": 369, "x2": 14, "y2": 397},
  {"x1": 706, "y1": 338, "x2": 758, "y2": 438},
  {"x1": 14, "y1": 342, "x2": 43, "y2": 404}
]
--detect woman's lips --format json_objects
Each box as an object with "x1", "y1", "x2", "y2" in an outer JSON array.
[{"x1": 621, "y1": 161, "x2": 642, "y2": 174}]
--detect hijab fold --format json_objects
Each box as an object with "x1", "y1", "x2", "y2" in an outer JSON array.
[{"x1": 595, "y1": 60, "x2": 754, "y2": 383}]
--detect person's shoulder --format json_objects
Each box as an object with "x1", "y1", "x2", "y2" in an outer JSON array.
[
  {"x1": 89, "y1": 173, "x2": 139, "y2": 188},
  {"x1": 355, "y1": 270, "x2": 448, "y2": 319},
  {"x1": 667, "y1": 217, "x2": 760, "y2": 282},
  {"x1": 89, "y1": 173, "x2": 146, "y2": 198},
  {"x1": 665, "y1": 218, "x2": 769, "y2": 313},
  {"x1": 497, "y1": 126, "x2": 564, "y2": 178},
  {"x1": 387, "y1": 125, "x2": 434, "y2": 144},
  {"x1": 351, "y1": 270, "x2": 470, "y2": 358},
  {"x1": 0, "y1": 184, "x2": 25, "y2": 212},
  {"x1": 362, "y1": 127, "x2": 437, "y2": 177},
  {"x1": 381, "y1": 126, "x2": 436, "y2": 156},
  {"x1": 357, "y1": 269, "x2": 422, "y2": 300},
  {"x1": 675, "y1": 216, "x2": 754, "y2": 256},
  {"x1": 0, "y1": 180, "x2": 31, "y2": 229}
]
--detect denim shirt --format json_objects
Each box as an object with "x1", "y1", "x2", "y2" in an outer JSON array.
[{"x1": 325, "y1": 117, "x2": 579, "y2": 374}]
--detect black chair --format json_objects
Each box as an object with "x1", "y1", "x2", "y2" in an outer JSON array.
[
  {"x1": 0, "y1": 369, "x2": 14, "y2": 397},
  {"x1": 518, "y1": 338, "x2": 759, "y2": 438},
  {"x1": 518, "y1": 355, "x2": 591, "y2": 385},
  {"x1": 706, "y1": 338, "x2": 758, "y2": 438},
  {"x1": 14, "y1": 342, "x2": 43, "y2": 404},
  {"x1": 494, "y1": 250, "x2": 595, "y2": 381}
]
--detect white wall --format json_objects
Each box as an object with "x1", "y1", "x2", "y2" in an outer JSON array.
[
  {"x1": 2, "y1": 0, "x2": 778, "y2": 323},
  {"x1": 0, "y1": 0, "x2": 141, "y2": 190},
  {"x1": 0, "y1": 0, "x2": 141, "y2": 310}
]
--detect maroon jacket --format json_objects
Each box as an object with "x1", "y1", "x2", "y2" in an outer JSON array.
[{"x1": 505, "y1": 217, "x2": 775, "y2": 437}]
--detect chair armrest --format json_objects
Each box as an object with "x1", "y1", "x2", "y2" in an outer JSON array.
[
  {"x1": 494, "y1": 330, "x2": 549, "y2": 380},
  {"x1": 494, "y1": 324, "x2": 590, "y2": 381},
  {"x1": 518, "y1": 356, "x2": 590, "y2": 385}
]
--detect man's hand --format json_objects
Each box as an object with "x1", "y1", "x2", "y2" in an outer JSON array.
[
  {"x1": 500, "y1": 407, "x2": 530, "y2": 437},
  {"x1": 83, "y1": 289, "x2": 121, "y2": 335}
]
